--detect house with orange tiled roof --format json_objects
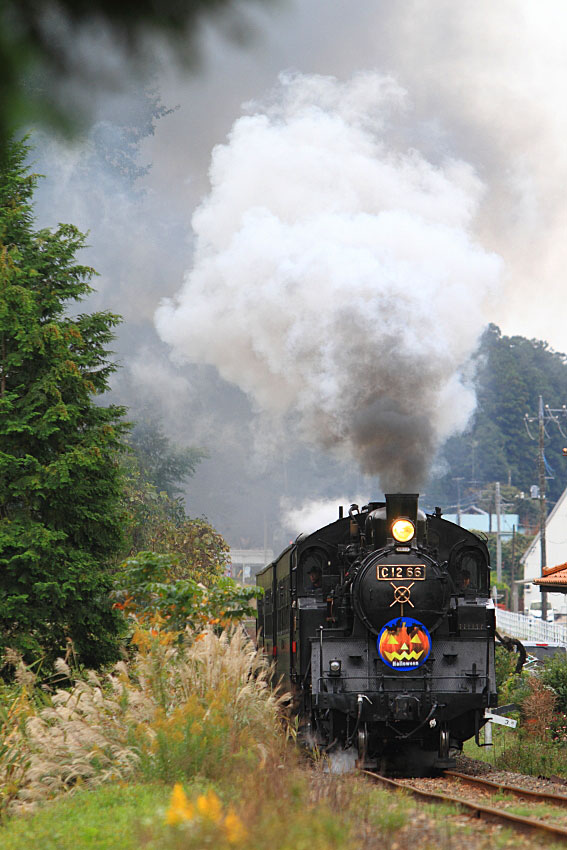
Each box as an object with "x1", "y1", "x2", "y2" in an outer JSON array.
[
  {"x1": 533, "y1": 562, "x2": 567, "y2": 593},
  {"x1": 521, "y1": 487, "x2": 567, "y2": 620}
]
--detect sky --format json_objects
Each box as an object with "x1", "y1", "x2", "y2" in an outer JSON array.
[{"x1": 31, "y1": 0, "x2": 567, "y2": 545}]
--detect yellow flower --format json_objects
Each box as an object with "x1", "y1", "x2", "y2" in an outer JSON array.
[
  {"x1": 165, "y1": 783, "x2": 194, "y2": 826},
  {"x1": 196, "y1": 788, "x2": 223, "y2": 822},
  {"x1": 224, "y1": 809, "x2": 247, "y2": 845}
]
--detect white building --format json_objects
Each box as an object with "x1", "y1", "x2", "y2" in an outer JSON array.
[
  {"x1": 229, "y1": 548, "x2": 274, "y2": 584},
  {"x1": 521, "y1": 487, "x2": 567, "y2": 619},
  {"x1": 443, "y1": 513, "x2": 520, "y2": 537}
]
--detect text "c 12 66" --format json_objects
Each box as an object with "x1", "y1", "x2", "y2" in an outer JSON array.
[{"x1": 377, "y1": 564, "x2": 426, "y2": 581}]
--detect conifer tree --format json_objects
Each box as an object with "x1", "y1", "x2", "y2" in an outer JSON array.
[{"x1": 0, "y1": 139, "x2": 127, "y2": 667}]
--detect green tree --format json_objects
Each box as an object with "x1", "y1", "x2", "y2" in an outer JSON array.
[
  {"x1": 121, "y1": 454, "x2": 229, "y2": 584},
  {"x1": 434, "y1": 324, "x2": 567, "y2": 508},
  {"x1": 122, "y1": 441, "x2": 230, "y2": 584},
  {"x1": 0, "y1": 138, "x2": 127, "y2": 667},
  {"x1": 541, "y1": 652, "x2": 567, "y2": 715},
  {"x1": 128, "y1": 417, "x2": 206, "y2": 498}
]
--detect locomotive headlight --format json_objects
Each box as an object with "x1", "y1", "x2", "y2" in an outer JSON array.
[
  {"x1": 329, "y1": 659, "x2": 342, "y2": 677},
  {"x1": 391, "y1": 518, "x2": 415, "y2": 543}
]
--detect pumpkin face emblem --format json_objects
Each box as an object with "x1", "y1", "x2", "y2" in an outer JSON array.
[{"x1": 377, "y1": 617, "x2": 431, "y2": 670}]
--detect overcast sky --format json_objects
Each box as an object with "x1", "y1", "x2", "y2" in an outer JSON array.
[
  {"x1": 144, "y1": 0, "x2": 567, "y2": 348},
  {"x1": 32, "y1": 0, "x2": 567, "y2": 543}
]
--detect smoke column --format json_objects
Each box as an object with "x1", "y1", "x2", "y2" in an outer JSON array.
[{"x1": 156, "y1": 72, "x2": 501, "y2": 490}]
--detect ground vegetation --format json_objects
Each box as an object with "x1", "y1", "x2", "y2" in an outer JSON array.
[
  {"x1": 0, "y1": 623, "x2": 531, "y2": 850},
  {"x1": 466, "y1": 650, "x2": 567, "y2": 779}
]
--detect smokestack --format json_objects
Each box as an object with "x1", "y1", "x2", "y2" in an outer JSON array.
[{"x1": 385, "y1": 493, "x2": 419, "y2": 527}]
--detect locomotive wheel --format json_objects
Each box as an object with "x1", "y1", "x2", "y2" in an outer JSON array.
[
  {"x1": 439, "y1": 726, "x2": 450, "y2": 760},
  {"x1": 356, "y1": 725, "x2": 368, "y2": 767}
]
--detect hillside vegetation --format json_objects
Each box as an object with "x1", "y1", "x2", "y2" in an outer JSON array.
[{"x1": 433, "y1": 324, "x2": 567, "y2": 509}]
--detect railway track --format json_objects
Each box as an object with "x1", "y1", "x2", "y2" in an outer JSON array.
[{"x1": 362, "y1": 768, "x2": 567, "y2": 842}]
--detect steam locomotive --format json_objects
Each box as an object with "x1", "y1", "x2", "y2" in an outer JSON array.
[{"x1": 256, "y1": 493, "x2": 497, "y2": 774}]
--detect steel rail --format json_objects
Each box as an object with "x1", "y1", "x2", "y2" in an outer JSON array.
[
  {"x1": 361, "y1": 769, "x2": 567, "y2": 841},
  {"x1": 445, "y1": 769, "x2": 567, "y2": 806}
]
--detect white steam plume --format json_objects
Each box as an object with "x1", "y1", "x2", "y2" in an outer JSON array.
[
  {"x1": 282, "y1": 496, "x2": 367, "y2": 538},
  {"x1": 155, "y1": 72, "x2": 502, "y2": 490}
]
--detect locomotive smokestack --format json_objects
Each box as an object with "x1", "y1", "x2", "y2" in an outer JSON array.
[{"x1": 385, "y1": 493, "x2": 419, "y2": 526}]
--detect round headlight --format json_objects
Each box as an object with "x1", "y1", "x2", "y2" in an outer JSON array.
[
  {"x1": 391, "y1": 518, "x2": 415, "y2": 543},
  {"x1": 329, "y1": 659, "x2": 341, "y2": 676}
]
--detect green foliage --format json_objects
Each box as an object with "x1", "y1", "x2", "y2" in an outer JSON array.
[
  {"x1": 128, "y1": 417, "x2": 206, "y2": 498},
  {"x1": 120, "y1": 452, "x2": 183, "y2": 554},
  {"x1": 540, "y1": 651, "x2": 567, "y2": 713},
  {"x1": 120, "y1": 453, "x2": 229, "y2": 583},
  {"x1": 494, "y1": 645, "x2": 516, "y2": 694},
  {"x1": 0, "y1": 138, "x2": 127, "y2": 667},
  {"x1": 488, "y1": 728, "x2": 567, "y2": 779},
  {"x1": 435, "y1": 324, "x2": 567, "y2": 509},
  {"x1": 114, "y1": 552, "x2": 260, "y2": 631}
]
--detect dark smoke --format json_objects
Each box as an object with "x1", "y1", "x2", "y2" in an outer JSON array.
[{"x1": 349, "y1": 398, "x2": 433, "y2": 490}]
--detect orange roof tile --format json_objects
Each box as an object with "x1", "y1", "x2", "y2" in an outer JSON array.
[
  {"x1": 534, "y1": 566, "x2": 567, "y2": 588},
  {"x1": 543, "y1": 562, "x2": 567, "y2": 576}
]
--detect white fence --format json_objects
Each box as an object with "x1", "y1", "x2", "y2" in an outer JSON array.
[{"x1": 495, "y1": 608, "x2": 567, "y2": 645}]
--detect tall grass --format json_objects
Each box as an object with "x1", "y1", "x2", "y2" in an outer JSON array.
[
  {"x1": 2, "y1": 628, "x2": 533, "y2": 850},
  {"x1": 466, "y1": 662, "x2": 567, "y2": 778},
  {"x1": 0, "y1": 627, "x2": 286, "y2": 812}
]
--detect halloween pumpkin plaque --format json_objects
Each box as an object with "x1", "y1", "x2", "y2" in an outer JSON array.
[{"x1": 377, "y1": 617, "x2": 432, "y2": 670}]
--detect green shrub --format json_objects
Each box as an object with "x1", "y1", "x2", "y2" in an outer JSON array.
[
  {"x1": 113, "y1": 551, "x2": 262, "y2": 633},
  {"x1": 494, "y1": 645, "x2": 516, "y2": 694},
  {"x1": 540, "y1": 650, "x2": 567, "y2": 713}
]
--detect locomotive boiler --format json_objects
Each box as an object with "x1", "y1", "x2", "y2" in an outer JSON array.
[{"x1": 256, "y1": 493, "x2": 497, "y2": 774}]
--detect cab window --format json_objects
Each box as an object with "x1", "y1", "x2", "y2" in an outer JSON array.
[
  {"x1": 299, "y1": 548, "x2": 326, "y2": 593},
  {"x1": 451, "y1": 547, "x2": 487, "y2": 593}
]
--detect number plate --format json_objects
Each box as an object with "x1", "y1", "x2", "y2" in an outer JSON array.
[{"x1": 376, "y1": 564, "x2": 426, "y2": 581}]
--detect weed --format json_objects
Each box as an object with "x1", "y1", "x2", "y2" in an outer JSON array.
[{"x1": 0, "y1": 627, "x2": 287, "y2": 811}]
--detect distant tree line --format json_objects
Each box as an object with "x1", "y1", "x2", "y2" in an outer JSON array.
[{"x1": 431, "y1": 323, "x2": 567, "y2": 511}]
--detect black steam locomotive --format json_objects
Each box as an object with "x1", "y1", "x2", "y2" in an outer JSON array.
[{"x1": 256, "y1": 493, "x2": 497, "y2": 774}]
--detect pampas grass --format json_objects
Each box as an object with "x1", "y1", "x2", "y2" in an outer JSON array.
[{"x1": 0, "y1": 627, "x2": 286, "y2": 812}]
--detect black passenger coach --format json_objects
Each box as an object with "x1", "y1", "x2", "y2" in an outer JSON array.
[{"x1": 256, "y1": 493, "x2": 497, "y2": 774}]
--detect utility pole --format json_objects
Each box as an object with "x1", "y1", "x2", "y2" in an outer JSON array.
[
  {"x1": 537, "y1": 397, "x2": 548, "y2": 622},
  {"x1": 454, "y1": 477, "x2": 464, "y2": 526},
  {"x1": 524, "y1": 396, "x2": 567, "y2": 623},
  {"x1": 511, "y1": 525, "x2": 518, "y2": 613},
  {"x1": 495, "y1": 481, "x2": 502, "y2": 582},
  {"x1": 471, "y1": 439, "x2": 478, "y2": 488}
]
